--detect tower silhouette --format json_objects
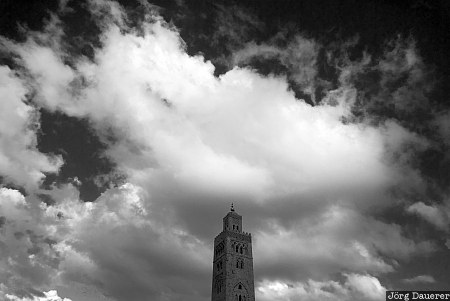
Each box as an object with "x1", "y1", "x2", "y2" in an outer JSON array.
[{"x1": 211, "y1": 204, "x2": 255, "y2": 301}]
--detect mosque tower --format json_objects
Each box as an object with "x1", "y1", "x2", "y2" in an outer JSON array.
[{"x1": 211, "y1": 204, "x2": 255, "y2": 301}]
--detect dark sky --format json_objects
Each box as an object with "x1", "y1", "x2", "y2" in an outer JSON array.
[{"x1": 0, "y1": 0, "x2": 449, "y2": 300}]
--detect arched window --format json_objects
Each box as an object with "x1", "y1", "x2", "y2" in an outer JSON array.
[
  {"x1": 240, "y1": 246, "x2": 243, "y2": 254},
  {"x1": 236, "y1": 260, "x2": 239, "y2": 268},
  {"x1": 238, "y1": 284, "x2": 242, "y2": 289},
  {"x1": 239, "y1": 295, "x2": 242, "y2": 301},
  {"x1": 236, "y1": 245, "x2": 239, "y2": 252},
  {"x1": 217, "y1": 261, "x2": 223, "y2": 270},
  {"x1": 240, "y1": 261, "x2": 244, "y2": 269},
  {"x1": 216, "y1": 242, "x2": 225, "y2": 255},
  {"x1": 216, "y1": 281, "x2": 222, "y2": 293}
]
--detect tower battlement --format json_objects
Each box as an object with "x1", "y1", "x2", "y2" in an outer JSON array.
[{"x1": 214, "y1": 230, "x2": 252, "y2": 241}]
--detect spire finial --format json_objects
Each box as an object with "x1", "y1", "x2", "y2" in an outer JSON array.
[{"x1": 230, "y1": 203, "x2": 235, "y2": 212}]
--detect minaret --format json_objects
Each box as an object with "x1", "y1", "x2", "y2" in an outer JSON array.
[{"x1": 211, "y1": 204, "x2": 255, "y2": 301}]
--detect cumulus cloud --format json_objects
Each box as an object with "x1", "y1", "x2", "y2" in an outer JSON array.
[
  {"x1": 1, "y1": 6, "x2": 417, "y2": 204},
  {"x1": 345, "y1": 273, "x2": 386, "y2": 301},
  {"x1": 257, "y1": 273, "x2": 385, "y2": 301},
  {"x1": 0, "y1": 188, "x2": 63, "y2": 298},
  {"x1": 0, "y1": 67, "x2": 62, "y2": 190},
  {"x1": 0, "y1": 183, "x2": 211, "y2": 301},
  {"x1": 255, "y1": 204, "x2": 434, "y2": 281},
  {"x1": 58, "y1": 185, "x2": 210, "y2": 301},
  {"x1": 6, "y1": 290, "x2": 72, "y2": 301}
]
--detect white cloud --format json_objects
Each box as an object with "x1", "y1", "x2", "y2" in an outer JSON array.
[
  {"x1": 0, "y1": 183, "x2": 211, "y2": 301},
  {"x1": 0, "y1": 188, "x2": 62, "y2": 298},
  {"x1": 6, "y1": 290, "x2": 72, "y2": 301},
  {"x1": 407, "y1": 202, "x2": 450, "y2": 231},
  {"x1": 0, "y1": 67, "x2": 62, "y2": 190},
  {"x1": 345, "y1": 273, "x2": 385, "y2": 301},
  {"x1": 88, "y1": 0, "x2": 127, "y2": 28},
  {"x1": 402, "y1": 275, "x2": 436, "y2": 284},
  {"x1": 256, "y1": 273, "x2": 385, "y2": 301},
  {"x1": 3, "y1": 14, "x2": 406, "y2": 203},
  {"x1": 231, "y1": 35, "x2": 320, "y2": 100},
  {"x1": 254, "y1": 204, "x2": 433, "y2": 281}
]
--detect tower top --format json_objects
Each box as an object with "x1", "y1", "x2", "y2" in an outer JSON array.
[{"x1": 223, "y1": 204, "x2": 242, "y2": 232}]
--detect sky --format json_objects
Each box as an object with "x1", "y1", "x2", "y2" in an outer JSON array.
[{"x1": 0, "y1": 0, "x2": 449, "y2": 300}]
